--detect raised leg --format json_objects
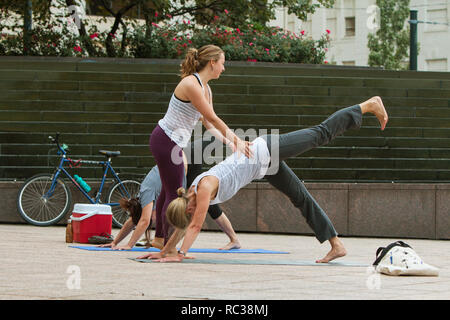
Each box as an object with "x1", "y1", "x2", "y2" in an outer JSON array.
[
  {"x1": 264, "y1": 162, "x2": 347, "y2": 262},
  {"x1": 264, "y1": 161, "x2": 337, "y2": 244}
]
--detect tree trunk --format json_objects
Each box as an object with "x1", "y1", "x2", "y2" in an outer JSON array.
[
  {"x1": 23, "y1": 0, "x2": 32, "y2": 55},
  {"x1": 104, "y1": 2, "x2": 138, "y2": 57}
]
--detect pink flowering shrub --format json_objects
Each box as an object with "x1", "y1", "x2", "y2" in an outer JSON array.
[
  {"x1": 188, "y1": 18, "x2": 330, "y2": 64},
  {"x1": 129, "y1": 19, "x2": 193, "y2": 59},
  {"x1": 1, "y1": 9, "x2": 330, "y2": 64},
  {"x1": 0, "y1": 23, "x2": 87, "y2": 57},
  {"x1": 128, "y1": 13, "x2": 330, "y2": 64},
  {"x1": 0, "y1": 19, "x2": 108, "y2": 57}
]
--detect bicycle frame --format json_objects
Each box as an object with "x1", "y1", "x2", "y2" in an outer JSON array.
[{"x1": 44, "y1": 137, "x2": 132, "y2": 207}]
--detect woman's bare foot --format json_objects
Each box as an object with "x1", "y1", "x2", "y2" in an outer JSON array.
[
  {"x1": 150, "y1": 237, "x2": 164, "y2": 250},
  {"x1": 219, "y1": 240, "x2": 241, "y2": 250},
  {"x1": 360, "y1": 96, "x2": 389, "y2": 131},
  {"x1": 316, "y1": 236, "x2": 347, "y2": 263}
]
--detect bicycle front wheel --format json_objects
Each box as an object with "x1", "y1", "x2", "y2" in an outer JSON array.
[
  {"x1": 106, "y1": 179, "x2": 141, "y2": 228},
  {"x1": 17, "y1": 173, "x2": 72, "y2": 226}
]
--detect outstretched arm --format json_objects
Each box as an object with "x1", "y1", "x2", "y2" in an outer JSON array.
[
  {"x1": 136, "y1": 227, "x2": 185, "y2": 260},
  {"x1": 98, "y1": 217, "x2": 134, "y2": 248},
  {"x1": 155, "y1": 185, "x2": 211, "y2": 262},
  {"x1": 178, "y1": 189, "x2": 210, "y2": 254},
  {"x1": 200, "y1": 116, "x2": 234, "y2": 149},
  {"x1": 115, "y1": 203, "x2": 153, "y2": 250},
  {"x1": 184, "y1": 79, "x2": 253, "y2": 158}
]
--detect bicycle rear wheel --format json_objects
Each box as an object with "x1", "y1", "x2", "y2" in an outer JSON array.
[
  {"x1": 106, "y1": 179, "x2": 141, "y2": 227},
  {"x1": 17, "y1": 173, "x2": 72, "y2": 226}
]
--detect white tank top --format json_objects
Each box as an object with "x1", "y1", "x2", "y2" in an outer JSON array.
[
  {"x1": 191, "y1": 137, "x2": 271, "y2": 205},
  {"x1": 158, "y1": 73, "x2": 205, "y2": 148}
]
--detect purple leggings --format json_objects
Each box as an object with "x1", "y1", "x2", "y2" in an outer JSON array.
[{"x1": 149, "y1": 125, "x2": 185, "y2": 243}]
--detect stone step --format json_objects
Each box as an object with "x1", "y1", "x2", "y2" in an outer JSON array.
[
  {"x1": 2, "y1": 79, "x2": 450, "y2": 98},
  {"x1": 2, "y1": 165, "x2": 449, "y2": 182},
  {"x1": 1, "y1": 132, "x2": 448, "y2": 158},
  {"x1": 2, "y1": 119, "x2": 450, "y2": 141},
  {"x1": 2, "y1": 131, "x2": 449, "y2": 150},
  {"x1": 2, "y1": 101, "x2": 450, "y2": 121},
  {"x1": 0, "y1": 132, "x2": 141, "y2": 144},
  {"x1": 284, "y1": 157, "x2": 450, "y2": 170},
  {"x1": 1, "y1": 90, "x2": 448, "y2": 109},
  {"x1": 0, "y1": 144, "x2": 152, "y2": 156},
  {"x1": 2, "y1": 135, "x2": 450, "y2": 157},
  {"x1": 0, "y1": 154, "x2": 149, "y2": 168},
  {"x1": 0, "y1": 166, "x2": 147, "y2": 180},
  {"x1": 2, "y1": 153, "x2": 448, "y2": 170},
  {"x1": 1, "y1": 69, "x2": 448, "y2": 90},
  {"x1": 1, "y1": 56, "x2": 449, "y2": 80},
  {"x1": 307, "y1": 146, "x2": 450, "y2": 158},
  {"x1": 2, "y1": 110, "x2": 450, "y2": 130}
]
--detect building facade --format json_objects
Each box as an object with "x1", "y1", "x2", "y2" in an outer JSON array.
[{"x1": 270, "y1": 0, "x2": 450, "y2": 71}]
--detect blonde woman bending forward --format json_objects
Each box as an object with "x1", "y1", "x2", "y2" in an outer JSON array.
[{"x1": 137, "y1": 97, "x2": 388, "y2": 263}]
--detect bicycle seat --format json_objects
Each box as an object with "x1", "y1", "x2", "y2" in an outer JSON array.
[{"x1": 99, "y1": 150, "x2": 121, "y2": 157}]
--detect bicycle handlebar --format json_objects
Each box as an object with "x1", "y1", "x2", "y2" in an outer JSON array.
[
  {"x1": 48, "y1": 132, "x2": 59, "y2": 144},
  {"x1": 48, "y1": 132, "x2": 67, "y2": 155}
]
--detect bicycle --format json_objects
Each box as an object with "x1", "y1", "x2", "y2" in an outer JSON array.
[{"x1": 16, "y1": 133, "x2": 141, "y2": 227}]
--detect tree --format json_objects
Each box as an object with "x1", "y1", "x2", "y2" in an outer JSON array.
[
  {"x1": 0, "y1": 0, "x2": 67, "y2": 55},
  {"x1": 85, "y1": 0, "x2": 336, "y2": 57},
  {"x1": 88, "y1": 0, "x2": 146, "y2": 57},
  {"x1": 159, "y1": 0, "x2": 336, "y2": 28},
  {"x1": 275, "y1": 0, "x2": 336, "y2": 21},
  {"x1": 1, "y1": 0, "x2": 336, "y2": 58},
  {"x1": 367, "y1": 0, "x2": 411, "y2": 70}
]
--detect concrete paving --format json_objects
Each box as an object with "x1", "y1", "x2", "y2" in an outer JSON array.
[{"x1": 0, "y1": 223, "x2": 449, "y2": 301}]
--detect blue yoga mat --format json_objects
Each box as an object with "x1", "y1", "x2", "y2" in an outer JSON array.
[
  {"x1": 69, "y1": 245, "x2": 289, "y2": 254},
  {"x1": 130, "y1": 258, "x2": 368, "y2": 267}
]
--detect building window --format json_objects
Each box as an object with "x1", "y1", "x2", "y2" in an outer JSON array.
[
  {"x1": 426, "y1": 8, "x2": 448, "y2": 32},
  {"x1": 345, "y1": 17, "x2": 355, "y2": 37},
  {"x1": 287, "y1": 13, "x2": 296, "y2": 33},
  {"x1": 426, "y1": 59, "x2": 448, "y2": 71}
]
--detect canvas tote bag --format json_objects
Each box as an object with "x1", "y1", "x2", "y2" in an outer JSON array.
[{"x1": 372, "y1": 241, "x2": 439, "y2": 276}]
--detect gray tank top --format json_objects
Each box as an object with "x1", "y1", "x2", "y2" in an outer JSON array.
[{"x1": 140, "y1": 166, "x2": 187, "y2": 208}]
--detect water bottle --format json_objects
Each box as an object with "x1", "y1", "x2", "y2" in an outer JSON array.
[
  {"x1": 66, "y1": 219, "x2": 73, "y2": 243},
  {"x1": 74, "y1": 174, "x2": 91, "y2": 193}
]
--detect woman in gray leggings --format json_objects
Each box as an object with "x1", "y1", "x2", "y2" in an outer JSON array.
[{"x1": 137, "y1": 96, "x2": 388, "y2": 263}]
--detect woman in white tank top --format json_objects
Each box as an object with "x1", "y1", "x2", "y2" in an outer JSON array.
[
  {"x1": 149, "y1": 45, "x2": 253, "y2": 245},
  {"x1": 140, "y1": 96, "x2": 389, "y2": 264}
]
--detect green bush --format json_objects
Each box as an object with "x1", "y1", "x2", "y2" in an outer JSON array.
[
  {"x1": 199, "y1": 23, "x2": 330, "y2": 64},
  {"x1": 1, "y1": 13, "x2": 330, "y2": 64},
  {"x1": 1, "y1": 24, "x2": 91, "y2": 57}
]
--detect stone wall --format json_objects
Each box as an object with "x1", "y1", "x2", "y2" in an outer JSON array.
[{"x1": 4, "y1": 181, "x2": 449, "y2": 239}]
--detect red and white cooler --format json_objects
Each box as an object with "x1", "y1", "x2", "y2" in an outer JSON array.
[{"x1": 70, "y1": 204, "x2": 112, "y2": 243}]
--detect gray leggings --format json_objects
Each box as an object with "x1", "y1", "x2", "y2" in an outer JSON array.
[{"x1": 262, "y1": 105, "x2": 362, "y2": 243}]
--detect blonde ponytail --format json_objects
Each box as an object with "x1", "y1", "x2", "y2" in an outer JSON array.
[
  {"x1": 166, "y1": 187, "x2": 191, "y2": 229},
  {"x1": 180, "y1": 45, "x2": 224, "y2": 78},
  {"x1": 177, "y1": 187, "x2": 187, "y2": 197}
]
